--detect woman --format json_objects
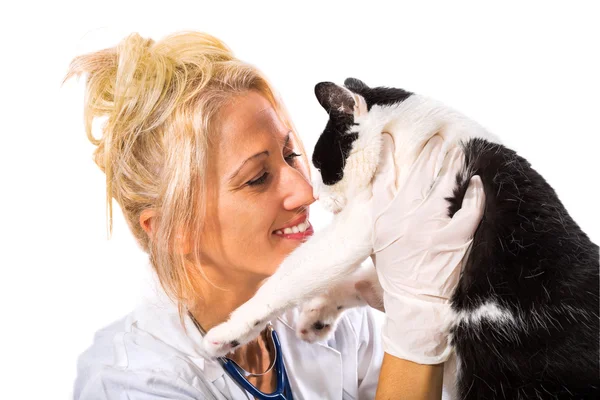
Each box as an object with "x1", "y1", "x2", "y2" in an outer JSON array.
[
  {"x1": 68, "y1": 31, "x2": 382, "y2": 400},
  {"x1": 68, "y1": 31, "x2": 483, "y2": 399}
]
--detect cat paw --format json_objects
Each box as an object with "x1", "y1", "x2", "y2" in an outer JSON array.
[
  {"x1": 203, "y1": 316, "x2": 269, "y2": 358},
  {"x1": 296, "y1": 296, "x2": 344, "y2": 343}
]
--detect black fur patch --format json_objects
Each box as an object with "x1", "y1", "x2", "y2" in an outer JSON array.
[
  {"x1": 447, "y1": 138, "x2": 600, "y2": 399},
  {"x1": 344, "y1": 77, "x2": 412, "y2": 110},
  {"x1": 312, "y1": 113, "x2": 356, "y2": 185},
  {"x1": 313, "y1": 79, "x2": 412, "y2": 186}
]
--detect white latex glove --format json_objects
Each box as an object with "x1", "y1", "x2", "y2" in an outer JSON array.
[{"x1": 370, "y1": 133, "x2": 485, "y2": 364}]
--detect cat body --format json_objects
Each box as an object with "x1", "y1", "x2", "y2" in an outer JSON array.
[{"x1": 204, "y1": 78, "x2": 599, "y2": 399}]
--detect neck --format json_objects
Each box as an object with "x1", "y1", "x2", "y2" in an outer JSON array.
[
  {"x1": 188, "y1": 261, "x2": 267, "y2": 332},
  {"x1": 188, "y1": 262, "x2": 277, "y2": 391}
]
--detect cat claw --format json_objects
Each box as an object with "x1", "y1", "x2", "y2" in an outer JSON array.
[
  {"x1": 202, "y1": 316, "x2": 271, "y2": 358},
  {"x1": 296, "y1": 298, "x2": 344, "y2": 343}
]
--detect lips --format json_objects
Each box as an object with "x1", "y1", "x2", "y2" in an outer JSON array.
[{"x1": 273, "y1": 213, "x2": 314, "y2": 240}]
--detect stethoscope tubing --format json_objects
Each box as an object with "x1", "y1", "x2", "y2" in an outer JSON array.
[{"x1": 218, "y1": 328, "x2": 293, "y2": 400}]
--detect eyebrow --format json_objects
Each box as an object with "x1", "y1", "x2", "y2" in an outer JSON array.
[{"x1": 228, "y1": 133, "x2": 291, "y2": 182}]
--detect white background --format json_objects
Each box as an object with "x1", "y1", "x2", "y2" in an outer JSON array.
[{"x1": 1, "y1": 1, "x2": 598, "y2": 398}]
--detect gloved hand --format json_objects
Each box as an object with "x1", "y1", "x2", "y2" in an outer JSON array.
[{"x1": 370, "y1": 133, "x2": 485, "y2": 365}]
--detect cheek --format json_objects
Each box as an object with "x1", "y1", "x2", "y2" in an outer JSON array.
[
  {"x1": 218, "y1": 195, "x2": 289, "y2": 272},
  {"x1": 198, "y1": 192, "x2": 259, "y2": 253},
  {"x1": 218, "y1": 194, "x2": 277, "y2": 242},
  {"x1": 200, "y1": 196, "x2": 276, "y2": 268}
]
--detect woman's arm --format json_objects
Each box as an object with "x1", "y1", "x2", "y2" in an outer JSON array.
[{"x1": 375, "y1": 353, "x2": 443, "y2": 400}]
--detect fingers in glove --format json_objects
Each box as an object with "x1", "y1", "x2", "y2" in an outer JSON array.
[
  {"x1": 355, "y1": 280, "x2": 385, "y2": 312},
  {"x1": 402, "y1": 135, "x2": 445, "y2": 197},
  {"x1": 425, "y1": 146, "x2": 465, "y2": 209},
  {"x1": 445, "y1": 175, "x2": 486, "y2": 240},
  {"x1": 371, "y1": 133, "x2": 397, "y2": 208}
]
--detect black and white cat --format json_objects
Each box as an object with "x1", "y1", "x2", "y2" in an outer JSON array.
[{"x1": 204, "y1": 78, "x2": 599, "y2": 398}]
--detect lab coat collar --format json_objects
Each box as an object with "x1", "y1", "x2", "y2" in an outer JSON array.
[
  {"x1": 197, "y1": 308, "x2": 345, "y2": 400},
  {"x1": 135, "y1": 294, "x2": 227, "y2": 382},
  {"x1": 136, "y1": 293, "x2": 345, "y2": 399}
]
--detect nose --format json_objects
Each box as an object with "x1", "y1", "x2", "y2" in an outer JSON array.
[{"x1": 281, "y1": 166, "x2": 315, "y2": 211}]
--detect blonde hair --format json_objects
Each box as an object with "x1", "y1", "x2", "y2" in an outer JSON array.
[{"x1": 65, "y1": 31, "x2": 305, "y2": 313}]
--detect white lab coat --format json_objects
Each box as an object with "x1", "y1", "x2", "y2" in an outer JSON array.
[{"x1": 74, "y1": 294, "x2": 384, "y2": 400}]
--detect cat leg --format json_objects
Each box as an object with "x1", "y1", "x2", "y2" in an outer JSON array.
[
  {"x1": 297, "y1": 262, "x2": 381, "y2": 342},
  {"x1": 203, "y1": 202, "x2": 373, "y2": 357}
]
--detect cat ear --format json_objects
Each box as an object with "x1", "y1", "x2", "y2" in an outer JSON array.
[
  {"x1": 352, "y1": 93, "x2": 368, "y2": 117},
  {"x1": 315, "y1": 82, "x2": 355, "y2": 114},
  {"x1": 344, "y1": 78, "x2": 368, "y2": 116},
  {"x1": 344, "y1": 77, "x2": 369, "y2": 93}
]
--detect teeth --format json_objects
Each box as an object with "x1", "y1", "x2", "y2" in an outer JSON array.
[
  {"x1": 298, "y1": 222, "x2": 307, "y2": 233},
  {"x1": 275, "y1": 221, "x2": 311, "y2": 235}
]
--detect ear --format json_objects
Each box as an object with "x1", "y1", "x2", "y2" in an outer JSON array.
[
  {"x1": 140, "y1": 209, "x2": 156, "y2": 236},
  {"x1": 140, "y1": 209, "x2": 191, "y2": 254},
  {"x1": 315, "y1": 82, "x2": 355, "y2": 114},
  {"x1": 352, "y1": 93, "x2": 368, "y2": 117},
  {"x1": 344, "y1": 77, "x2": 369, "y2": 93}
]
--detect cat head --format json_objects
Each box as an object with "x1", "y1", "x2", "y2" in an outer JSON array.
[{"x1": 311, "y1": 78, "x2": 412, "y2": 213}]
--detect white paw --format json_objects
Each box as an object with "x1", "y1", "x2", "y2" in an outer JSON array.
[
  {"x1": 296, "y1": 296, "x2": 345, "y2": 343},
  {"x1": 202, "y1": 314, "x2": 271, "y2": 358},
  {"x1": 296, "y1": 266, "x2": 378, "y2": 344}
]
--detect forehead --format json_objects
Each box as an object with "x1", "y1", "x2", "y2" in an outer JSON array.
[{"x1": 216, "y1": 92, "x2": 288, "y2": 156}]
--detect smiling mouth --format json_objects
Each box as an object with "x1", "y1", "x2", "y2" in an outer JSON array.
[{"x1": 272, "y1": 215, "x2": 314, "y2": 240}]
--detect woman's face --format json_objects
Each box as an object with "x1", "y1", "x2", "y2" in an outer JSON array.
[{"x1": 198, "y1": 91, "x2": 315, "y2": 282}]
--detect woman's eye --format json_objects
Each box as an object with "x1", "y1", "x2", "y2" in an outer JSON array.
[
  {"x1": 285, "y1": 152, "x2": 302, "y2": 164},
  {"x1": 247, "y1": 172, "x2": 269, "y2": 186},
  {"x1": 245, "y1": 153, "x2": 301, "y2": 187}
]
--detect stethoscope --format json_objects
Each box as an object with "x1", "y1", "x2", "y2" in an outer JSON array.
[{"x1": 189, "y1": 312, "x2": 294, "y2": 400}]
